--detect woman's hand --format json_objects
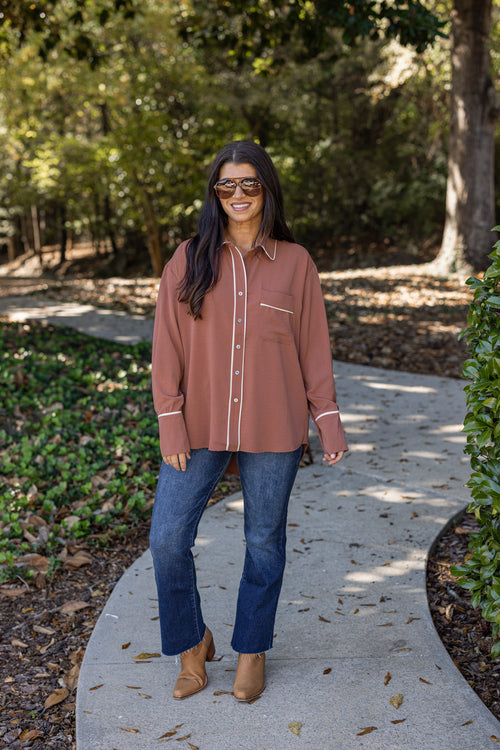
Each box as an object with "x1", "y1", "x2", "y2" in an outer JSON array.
[
  {"x1": 323, "y1": 451, "x2": 344, "y2": 467},
  {"x1": 163, "y1": 452, "x2": 191, "y2": 471}
]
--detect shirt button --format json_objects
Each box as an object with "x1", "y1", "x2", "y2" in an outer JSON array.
[
  {"x1": 235, "y1": 370, "x2": 240, "y2": 375},
  {"x1": 236, "y1": 345, "x2": 241, "y2": 349},
  {"x1": 238, "y1": 291, "x2": 243, "y2": 296},
  {"x1": 237, "y1": 318, "x2": 242, "y2": 323},
  {"x1": 234, "y1": 397, "x2": 239, "y2": 403}
]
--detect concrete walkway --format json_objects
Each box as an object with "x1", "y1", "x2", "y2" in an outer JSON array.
[{"x1": 1, "y1": 294, "x2": 499, "y2": 749}]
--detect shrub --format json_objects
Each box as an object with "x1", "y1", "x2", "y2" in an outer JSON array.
[{"x1": 451, "y1": 230, "x2": 500, "y2": 658}]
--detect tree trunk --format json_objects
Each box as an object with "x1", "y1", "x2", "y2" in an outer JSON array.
[
  {"x1": 434, "y1": 0, "x2": 499, "y2": 274},
  {"x1": 58, "y1": 202, "x2": 68, "y2": 265},
  {"x1": 104, "y1": 194, "x2": 118, "y2": 256},
  {"x1": 99, "y1": 103, "x2": 119, "y2": 257},
  {"x1": 137, "y1": 182, "x2": 164, "y2": 276},
  {"x1": 31, "y1": 205, "x2": 43, "y2": 267}
]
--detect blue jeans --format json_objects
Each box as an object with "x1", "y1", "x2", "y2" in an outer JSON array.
[{"x1": 149, "y1": 447, "x2": 302, "y2": 656}]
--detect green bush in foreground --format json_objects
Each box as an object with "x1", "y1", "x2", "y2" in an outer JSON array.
[
  {"x1": 0, "y1": 321, "x2": 160, "y2": 580},
  {"x1": 451, "y1": 231, "x2": 500, "y2": 658}
]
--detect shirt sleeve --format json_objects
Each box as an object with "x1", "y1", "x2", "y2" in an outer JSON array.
[
  {"x1": 151, "y1": 260, "x2": 191, "y2": 458},
  {"x1": 299, "y1": 261, "x2": 348, "y2": 456}
]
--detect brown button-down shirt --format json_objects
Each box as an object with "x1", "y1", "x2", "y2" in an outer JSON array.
[{"x1": 152, "y1": 238, "x2": 348, "y2": 458}]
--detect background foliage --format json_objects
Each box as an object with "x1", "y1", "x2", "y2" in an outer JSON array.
[{"x1": 1, "y1": 0, "x2": 497, "y2": 270}]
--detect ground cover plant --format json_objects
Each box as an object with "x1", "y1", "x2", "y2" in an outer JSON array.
[
  {"x1": 451, "y1": 236, "x2": 500, "y2": 657},
  {"x1": 0, "y1": 321, "x2": 159, "y2": 580}
]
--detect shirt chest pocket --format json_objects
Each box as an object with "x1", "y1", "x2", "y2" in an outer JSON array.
[{"x1": 260, "y1": 289, "x2": 295, "y2": 344}]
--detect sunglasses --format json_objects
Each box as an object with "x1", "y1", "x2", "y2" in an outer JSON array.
[{"x1": 214, "y1": 177, "x2": 263, "y2": 199}]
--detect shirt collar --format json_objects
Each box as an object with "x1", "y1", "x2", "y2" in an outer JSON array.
[{"x1": 222, "y1": 238, "x2": 277, "y2": 261}]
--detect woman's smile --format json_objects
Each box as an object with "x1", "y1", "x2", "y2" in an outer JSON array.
[{"x1": 231, "y1": 201, "x2": 252, "y2": 212}]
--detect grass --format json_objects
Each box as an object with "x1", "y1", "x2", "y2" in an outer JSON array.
[{"x1": 0, "y1": 320, "x2": 160, "y2": 580}]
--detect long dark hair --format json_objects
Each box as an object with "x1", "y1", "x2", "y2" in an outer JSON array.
[{"x1": 178, "y1": 140, "x2": 295, "y2": 319}]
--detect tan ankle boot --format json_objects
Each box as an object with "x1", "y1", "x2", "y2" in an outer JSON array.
[
  {"x1": 173, "y1": 628, "x2": 215, "y2": 700},
  {"x1": 233, "y1": 652, "x2": 266, "y2": 702}
]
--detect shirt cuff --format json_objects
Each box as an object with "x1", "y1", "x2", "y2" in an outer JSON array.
[
  {"x1": 314, "y1": 411, "x2": 348, "y2": 456},
  {"x1": 158, "y1": 411, "x2": 191, "y2": 458}
]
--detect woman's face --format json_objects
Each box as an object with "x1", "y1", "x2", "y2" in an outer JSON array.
[{"x1": 217, "y1": 162, "x2": 264, "y2": 229}]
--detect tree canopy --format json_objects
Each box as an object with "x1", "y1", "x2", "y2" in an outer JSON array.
[
  {"x1": 0, "y1": 1, "x2": 497, "y2": 273},
  {"x1": 182, "y1": 0, "x2": 446, "y2": 64}
]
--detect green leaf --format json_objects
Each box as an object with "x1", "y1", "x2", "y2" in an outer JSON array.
[{"x1": 490, "y1": 640, "x2": 500, "y2": 659}]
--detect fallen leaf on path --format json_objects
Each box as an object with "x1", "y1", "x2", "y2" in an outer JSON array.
[
  {"x1": 89, "y1": 684, "x2": 104, "y2": 691},
  {"x1": 390, "y1": 693, "x2": 404, "y2": 709},
  {"x1": 318, "y1": 615, "x2": 331, "y2": 623},
  {"x1": 384, "y1": 672, "x2": 391, "y2": 685},
  {"x1": 213, "y1": 690, "x2": 233, "y2": 696},
  {"x1": 157, "y1": 724, "x2": 184, "y2": 740},
  {"x1": 391, "y1": 719, "x2": 407, "y2": 725},
  {"x1": 357, "y1": 726, "x2": 377, "y2": 736},
  {"x1": 419, "y1": 677, "x2": 432, "y2": 684},
  {"x1": 289, "y1": 722, "x2": 302, "y2": 736},
  {"x1": 122, "y1": 642, "x2": 131, "y2": 649},
  {"x1": 120, "y1": 728, "x2": 140, "y2": 733},
  {"x1": 323, "y1": 668, "x2": 332, "y2": 675},
  {"x1": 461, "y1": 720, "x2": 472, "y2": 726},
  {"x1": 133, "y1": 652, "x2": 161, "y2": 659}
]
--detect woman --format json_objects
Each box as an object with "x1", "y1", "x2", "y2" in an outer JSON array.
[{"x1": 150, "y1": 140, "x2": 347, "y2": 703}]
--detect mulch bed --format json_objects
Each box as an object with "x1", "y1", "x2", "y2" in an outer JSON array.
[
  {"x1": 427, "y1": 515, "x2": 500, "y2": 721},
  {"x1": 1, "y1": 247, "x2": 499, "y2": 750}
]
